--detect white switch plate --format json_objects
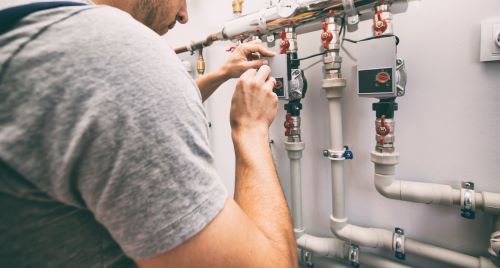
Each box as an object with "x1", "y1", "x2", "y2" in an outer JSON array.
[{"x1": 480, "y1": 18, "x2": 500, "y2": 62}]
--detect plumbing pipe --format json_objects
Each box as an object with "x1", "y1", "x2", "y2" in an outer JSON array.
[
  {"x1": 285, "y1": 141, "x2": 306, "y2": 237},
  {"x1": 297, "y1": 235, "x2": 414, "y2": 268},
  {"x1": 371, "y1": 151, "x2": 500, "y2": 215},
  {"x1": 324, "y1": 70, "x2": 493, "y2": 268},
  {"x1": 325, "y1": 102, "x2": 495, "y2": 268},
  {"x1": 174, "y1": 0, "x2": 406, "y2": 54},
  {"x1": 297, "y1": 234, "x2": 346, "y2": 259}
]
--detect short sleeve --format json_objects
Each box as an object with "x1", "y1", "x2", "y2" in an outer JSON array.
[{"x1": 0, "y1": 6, "x2": 228, "y2": 259}]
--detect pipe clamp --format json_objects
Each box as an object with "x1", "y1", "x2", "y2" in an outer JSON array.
[
  {"x1": 323, "y1": 146, "x2": 353, "y2": 161},
  {"x1": 460, "y1": 181, "x2": 476, "y2": 220},
  {"x1": 349, "y1": 244, "x2": 360, "y2": 267},
  {"x1": 393, "y1": 228, "x2": 406, "y2": 260}
]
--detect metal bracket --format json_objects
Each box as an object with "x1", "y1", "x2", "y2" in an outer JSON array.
[
  {"x1": 349, "y1": 244, "x2": 360, "y2": 267},
  {"x1": 323, "y1": 146, "x2": 353, "y2": 160},
  {"x1": 301, "y1": 249, "x2": 314, "y2": 268},
  {"x1": 393, "y1": 228, "x2": 406, "y2": 260},
  {"x1": 396, "y1": 58, "x2": 407, "y2": 97},
  {"x1": 461, "y1": 181, "x2": 476, "y2": 220}
]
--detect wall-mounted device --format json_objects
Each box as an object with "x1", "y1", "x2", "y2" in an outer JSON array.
[
  {"x1": 480, "y1": 17, "x2": 500, "y2": 62},
  {"x1": 357, "y1": 36, "x2": 399, "y2": 99}
]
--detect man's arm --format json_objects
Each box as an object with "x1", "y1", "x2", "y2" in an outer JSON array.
[
  {"x1": 136, "y1": 66, "x2": 297, "y2": 268},
  {"x1": 196, "y1": 40, "x2": 275, "y2": 102}
]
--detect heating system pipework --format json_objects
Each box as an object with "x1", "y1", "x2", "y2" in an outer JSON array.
[{"x1": 175, "y1": 0, "x2": 500, "y2": 267}]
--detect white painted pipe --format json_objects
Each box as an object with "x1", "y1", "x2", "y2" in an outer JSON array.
[
  {"x1": 374, "y1": 174, "x2": 460, "y2": 206},
  {"x1": 311, "y1": 254, "x2": 414, "y2": 268},
  {"x1": 296, "y1": 234, "x2": 346, "y2": 259},
  {"x1": 285, "y1": 141, "x2": 306, "y2": 237},
  {"x1": 329, "y1": 98, "x2": 346, "y2": 220},
  {"x1": 405, "y1": 239, "x2": 481, "y2": 268},
  {"x1": 329, "y1": 216, "x2": 393, "y2": 250},
  {"x1": 297, "y1": 235, "x2": 414, "y2": 268},
  {"x1": 372, "y1": 152, "x2": 500, "y2": 215}
]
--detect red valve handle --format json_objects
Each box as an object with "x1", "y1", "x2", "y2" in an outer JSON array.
[
  {"x1": 377, "y1": 115, "x2": 391, "y2": 144},
  {"x1": 321, "y1": 22, "x2": 333, "y2": 50},
  {"x1": 279, "y1": 31, "x2": 290, "y2": 54},
  {"x1": 373, "y1": 8, "x2": 388, "y2": 36}
]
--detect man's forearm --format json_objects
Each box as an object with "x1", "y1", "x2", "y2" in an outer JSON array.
[
  {"x1": 196, "y1": 69, "x2": 228, "y2": 102},
  {"x1": 232, "y1": 128, "x2": 297, "y2": 265}
]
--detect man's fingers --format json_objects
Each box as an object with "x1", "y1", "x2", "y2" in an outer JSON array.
[
  {"x1": 245, "y1": 59, "x2": 269, "y2": 70},
  {"x1": 263, "y1": 76, "x2": 276, "y2": 92},
  {"x1": 255, "y1": 65, "x2": 272, "y2": 83},
  {"x1": 240, "y1": 44, "x2": 276, "y2": 57},
  {"x1": 240, "y1": 68, "x2": 257, "y2": 80}
]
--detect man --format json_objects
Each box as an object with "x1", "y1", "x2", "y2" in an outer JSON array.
[{"x1": 0, "y1": 0, "x2": 297, "y2": 267}]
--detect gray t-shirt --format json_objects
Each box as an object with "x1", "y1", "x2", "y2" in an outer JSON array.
[{"x1": 0, "y1": 1, "x2": 228, "y2": 267}]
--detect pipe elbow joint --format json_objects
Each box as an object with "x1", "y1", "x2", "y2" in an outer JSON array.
[
  {"x1": 329, "y1": 216, "x2": 392, "y2": 250},
  {"x1": 374, "y1": 174, "x2": 401, "y2": 200}
]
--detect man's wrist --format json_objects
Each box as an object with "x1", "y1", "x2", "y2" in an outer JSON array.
[{"x1": 231, "y1": 126, "x2": 269, "y2": 146}]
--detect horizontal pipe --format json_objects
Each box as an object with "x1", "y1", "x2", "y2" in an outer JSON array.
[
  {"x1": 298, "y1": 235, "x2": 413, "y2": 268},
  {"x1": 372, "y1": 152, "x2": 500, "y2": 215},
  {"x1": 297, "y1": 234, "x2": 347, "y2": 259},
  {"x1": 330, "y1": 216, "x2": 393, "y2": 250},
  {"x1": 174, "y1": 0, "x2": 404, "y2": 54},
  {"x1": 405, "y1": 239, "x2": 481, "y2": 268},
  {"x1": 310, "y1": 253, "x2": 413, "y2": 268},
  {"x1": 329, "y1": 216, "x2": 491, "y2": 268}
]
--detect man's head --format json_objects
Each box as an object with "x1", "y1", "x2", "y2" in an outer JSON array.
[{"x1": 94, "y1": 0, "x2": 189, "y2": 35}]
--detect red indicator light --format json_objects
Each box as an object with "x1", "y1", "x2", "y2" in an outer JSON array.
[{"x1": 376, "y1": 71, "x2": 390, "y2": 84}]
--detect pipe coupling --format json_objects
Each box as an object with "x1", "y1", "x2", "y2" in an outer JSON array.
[{"x1": 460, "y1": 181, "x2": 476, "y2": 220}]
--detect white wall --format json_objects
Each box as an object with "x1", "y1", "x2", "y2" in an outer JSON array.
[{"x1": 166, "y1": 1, "x2": 500, "y2": 267}]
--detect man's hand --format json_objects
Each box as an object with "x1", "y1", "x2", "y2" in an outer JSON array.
[
  {"x1": 230, "y1": 65, "x2": 277, "y2": 134},
  {"x1": 196, "y1": 40, "x2": 276, "y2": 102},
  {"x1": 221, "y1": 40, "x2": 276, "y2": 80}
]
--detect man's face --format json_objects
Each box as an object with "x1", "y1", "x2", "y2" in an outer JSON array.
[{"x1": 132, "y1": 0, "x2": 189, "y2": 35}]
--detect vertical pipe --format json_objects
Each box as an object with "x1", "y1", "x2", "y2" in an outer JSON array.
[
  {"x1": 328, "y1": 98, "x2": 346, "y2": 220},
  {"x1": 286, "y1": 142, "x2": 306, "y2": 237},
  {"x1": 290, "y1": 157, "x2": 304, "y2": 231}
]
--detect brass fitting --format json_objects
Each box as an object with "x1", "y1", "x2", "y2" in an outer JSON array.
[
  {"x1": 232, "y1": 0, "x2": 244, "y2": 16},
  {"x1": 196, "y1": 49, "x2": 205, "y2": 75}
]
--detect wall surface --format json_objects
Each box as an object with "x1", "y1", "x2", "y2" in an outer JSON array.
[{"x1": 165, "y1": 1, "x2": 500, "y2": 267}]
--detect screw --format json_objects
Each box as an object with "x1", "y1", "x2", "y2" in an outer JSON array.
[
  {"x1": 269, "y1": 139, "x2": 274, "y2": 144},
  {"x1": 323, "y1": 150, "x2": 330, "y2": 157}
]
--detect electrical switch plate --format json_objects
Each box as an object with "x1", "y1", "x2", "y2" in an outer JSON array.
[{"x1": 480, "y1": 18, "x2": 500, "y2": 62}]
